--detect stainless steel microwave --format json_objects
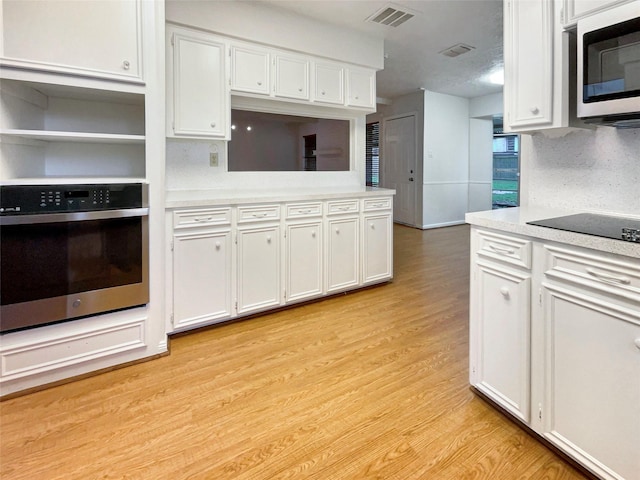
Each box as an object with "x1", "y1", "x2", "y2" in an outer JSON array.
[{"x1": 577, "y1": 2, "x2": 640, "y2": 127}]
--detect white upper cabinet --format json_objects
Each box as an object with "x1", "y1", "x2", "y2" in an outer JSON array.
[
  {"x1": 313, "y1": 62, "x2": 345, "y2": 105},
  {"x1": 1, "y1": 0, "x2": 142, "y2": 83},
  {"x1": 346, "y1": 68, "x2": 376, "y2": 109},
  {"x1": 274, "y1": 53, "x2": 310, "y2": 100},
  {"x1": 503, "y1": 0, "x2": 585, "y2": 132},
  {"x1": 562, "y1": 0, "x2": 635, "y2": 27},
  {"x1": 167, "y1": 26, "x2": 229, "y2": 139},
  {"x1": 230, "y1": 44, "x2": 270, "y2": 95},
  {"x1": 227, "y1": 39, "x2": 377, "y2": 111},
  {"x1": 503, "y1": 0, "x2": 554, "y2": 130}
]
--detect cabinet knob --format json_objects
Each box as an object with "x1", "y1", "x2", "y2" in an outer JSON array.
[
  {"x1": 500, "y1": 286, "x2": 510, "y2": 299},
  {"x1": 335, "y1": 228, "x2": 340, "y2": 234},
  {"x1": 530, "y1": 106, "x2": 539, "y2": 114},
  {"x1": 266, "y1": 235, "x2": 272, "y2": 243},
  {"x1": 634, "y1": 338, "x2": 640, "y2": 350},
  {"x1": 122, "y1": 60, "x2": 130, "y2": 70},
  {"x1": 370, "y1": 224, "x2": 375, "y2": 229},
  {"x1": 257, "y1": 81, "x2": 262, "y2": 86},
  {"x1": 311, "y1": 231, "x2": 316, "y2": 237},
  {"x1": 210, "y1": 122, "x2": 216, "y2": 128},
  {"x1": 321, "y1": 91, "x2": 326, "y2": 95},
  {"x1": 298, "y1": 88, "x2": 303, "y2": 92},
  {"x1": 355, "y1": 95, "x2": 359, "y2": 100},
  {"x1": 215, "y1": 241, "x2": 221, "y2": 249}
]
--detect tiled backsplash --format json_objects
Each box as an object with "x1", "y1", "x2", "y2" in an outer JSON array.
[{"x1": 522, "y1": 127, "x2": 640, "y2": 216}]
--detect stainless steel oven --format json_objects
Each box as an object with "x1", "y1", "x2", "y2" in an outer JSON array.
[{"x1": 0, "y1": 183, "x2": 149, "y2": 334}]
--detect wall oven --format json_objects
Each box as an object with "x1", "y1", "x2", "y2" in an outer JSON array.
[
  {"x1": 0, "y1": 183, "x2": 149, "y2": 334},
  {"x1": 577, "y1": 2, "x2": 640, "y2": 127}
]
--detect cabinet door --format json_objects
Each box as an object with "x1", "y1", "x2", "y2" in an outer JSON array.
[
  {"x1": 231, "y1": 45, "x2": 270, "y2": 95},
  {"x1": 472, "y1": 261, "x2": 531, "y2": 423},
  {"x1": 173, "y1": 229, "x2": 233, "y2": 330},
  {"x1": 362, "y1": 213, "x2": 393, "y2": 284},
  {"x1": 346, "y1": 68, "x2": 376, "y2": 109},
  {"x1": 286, "y1": 221, "x2": 323, "y2": 303},
  {"x1": 542, "y1": 285, "x2": 640, "y2": 480},
  {"x1": 313, "y1": 62, "x2": 344, "y2": 105},
  {"x1": 274, "y1": 54, "x2": 310, "y2": 100},
  {"x1": 503, "y1": 0, "x2": 554, "y2": 130},
  {"x1": 1, "y1": 0, "x2": 141, "y2": 81},
  {"x1": 326, "y1": 217, "x2": 359, "y2": 293},
  {"x1": 170, "y1": 30, "x2": 228, "y2": 139},
  {"x1": 237, "y1": 225, "x2": 281, "y2": 314},
  {"x1": 562, "y1": 0, "x2": 632, "y2": 26}
]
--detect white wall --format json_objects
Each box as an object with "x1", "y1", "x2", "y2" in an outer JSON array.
[
  {"x1": 521, "y1": 127, "x2": 640, "y2": 216},
  {"x1": 468, "y1": 118, "x2": 493, "y2": 212},
  {"x1": 165, "y1": 0, "x2": 384, "y2": 69},
  {"x1": 422, "y1": 91, "x2": 470, "y2": 228},
  {"x1": 374, "y1": 91, "x2": 424, "y2": 227},
  {"x1": 468, "y1": 92, "x2": 503, "y2": 212}
]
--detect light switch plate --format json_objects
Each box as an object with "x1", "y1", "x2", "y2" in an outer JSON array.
[{"x1": 209, "y1": 152, "x2": 218, "y2": 167}]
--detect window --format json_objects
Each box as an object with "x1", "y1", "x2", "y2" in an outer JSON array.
[
  {"x1": 492, "y1": 116, "x2": 520, "y2": 208},
  {"x1": 366, "y1": 122, "x2": 380, "y2": 187}
]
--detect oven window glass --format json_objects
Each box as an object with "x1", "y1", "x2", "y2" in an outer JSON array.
[
  {"x1": 584, "y1": 17, "x2": 640, "y2": 102},
  {"x1": 1, "y1": 217, "x2": 143, "y2": 306}
]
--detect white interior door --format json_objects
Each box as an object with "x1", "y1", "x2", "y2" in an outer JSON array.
[{"x1": 382, "y1": 114, "x2": 417, "y2": 226}]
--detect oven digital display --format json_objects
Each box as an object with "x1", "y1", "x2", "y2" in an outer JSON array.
[{"x1": 64, "y1": 190, "x2": 90, "y2": 198}]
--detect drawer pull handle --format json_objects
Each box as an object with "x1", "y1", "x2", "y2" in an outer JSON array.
[
  {"x1": 635, "y1": 338, "x2": 640, "y2": 350},
  {"x1": 252, "y1": 212, "x2": 267, "y2": 218},
  {"x1": 488, "y1": 244, "x2": 515, "y2": 255},
  {"x1": 194, "y1": 216, "x2": 213, "y2": 222},
  {"x1": 338, "y1": 206, "x2": 351, "y2": 211},
  {"x1": 500, "y1": 286, "x2": 510, "y2": 299},
  {"x1": 371, "y1": 203, "x2": 384, "y2": 208},
  {"x1": 586, "y1": 268, "x2": 631, "y2": 285},
  {"x1": 298, "y1": 209, "x2": 312, "y2": 214}
]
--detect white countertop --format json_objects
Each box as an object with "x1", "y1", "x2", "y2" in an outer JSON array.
[
  {"x1": 466, "y1": 206, "x2": 640, "y2": 259},
  {"x1": 165, "y1": 186, "x2": 395, "y2": 209}
]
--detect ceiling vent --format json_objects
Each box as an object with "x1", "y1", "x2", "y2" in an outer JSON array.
[
  {"x1": 367, "y1": 4, "x2": 415, "y2": 27},
  {"x1": 439, "y1": 43, "x2": 476, "y2": 58}
]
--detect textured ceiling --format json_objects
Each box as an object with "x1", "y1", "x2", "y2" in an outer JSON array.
[{"x1": 258, "y1": 0, "x2": 504, "y2": 100}]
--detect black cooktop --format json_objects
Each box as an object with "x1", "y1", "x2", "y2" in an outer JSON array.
[{"x1": 527, "y1": 213, "x2": 640, "y2": 243}]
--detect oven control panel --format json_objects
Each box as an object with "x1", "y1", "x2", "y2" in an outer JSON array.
[{"x1": 0, "y1": 184, "x2": 145, "y2": 214}]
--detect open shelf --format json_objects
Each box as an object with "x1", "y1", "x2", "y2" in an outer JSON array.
[{"x1": 0, "y1": 129, "x2": 145, "y2": 144}]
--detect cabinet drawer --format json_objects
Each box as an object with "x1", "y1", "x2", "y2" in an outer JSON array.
[
  {"x1": 544, "y1": 245, "x2": 640, "y2": 301},
  {"x1": 476, "y1": 230, "x2": 532, "y2": 269},
  {"x1": 286, "y1": 202, "x2": 322, "y2": 219},
  {"x1": 327, "y1": 199, "x2": 359, "y2": 215},
  {"x1": 174, "y1": 208, "x2": 231, "y2": 229},
  {"x1": 363, "y1": 197, "x2": 392, "y2": 211},
  {"x1": 237, "y1": 204, "x2": 281, "y2": 223}
]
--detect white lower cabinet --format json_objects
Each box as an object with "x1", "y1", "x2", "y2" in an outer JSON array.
[
  {"x1": 540, "y1": 245, "x2": 640, "y2": 480},
  {"x1": 173, "y1": 228, "x2": 232, "y2": 329},
  {"x1": 473, "y1": 261, "x2": 531, "y2": 422},
  {"x1": 362, "y1": 204, "x2": 393, "y2": 285},
  {"x1": 285, "y1": 220, "x2": 323, "y2": 303},
  {"x1": 326, "y1": 215, "x2": 360, "y2": 293},
  {"x1": 237, "y1": 223, "x2": 282, "y2": 315},
  {"x1": 470, "y1": 226, "x2": 640, "y2": 480},
  {"x1": 168, "y1": 193, "x2": 393, "y2": 333}
]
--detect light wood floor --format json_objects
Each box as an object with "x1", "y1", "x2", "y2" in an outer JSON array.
[{"x1": 0, "y1": 224, "x2": 588, "y2": 480}]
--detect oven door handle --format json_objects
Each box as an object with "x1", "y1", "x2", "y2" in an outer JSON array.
[{"x1": 0, "y1": 208, "x2": 149, "y2": 225}]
